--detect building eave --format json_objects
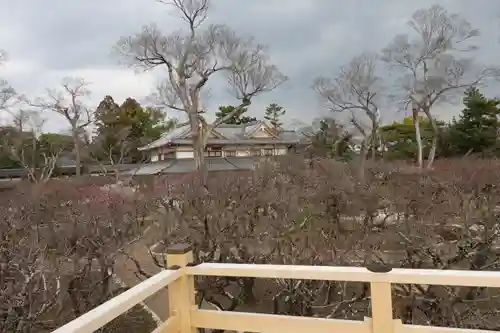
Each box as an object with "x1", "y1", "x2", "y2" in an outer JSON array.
[{"x1": 169, "y1": 139, "x2": 300, "y2": 145}]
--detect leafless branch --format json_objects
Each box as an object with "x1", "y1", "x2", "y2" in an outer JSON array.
[
  {"x1": 313, "y1": 53, "x2": 383, "y2": 175},
  {"x1": 114, "y1": 0, "x2": 286, "y2": 171},
  {"x1": 381, "y1": 4, "x2": 497, "y2": 168},
  {"x1": 31, "y1": 77, "x2": 92, "y2": 176}
]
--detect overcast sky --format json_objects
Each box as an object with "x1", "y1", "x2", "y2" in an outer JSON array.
[{"x1": 1, "y1": 0, "x2": 500, "y2": 133}]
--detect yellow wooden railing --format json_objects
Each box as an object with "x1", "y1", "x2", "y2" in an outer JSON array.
[{"x1": 53, "y1": 244, "x2": 500, "y2": 333}]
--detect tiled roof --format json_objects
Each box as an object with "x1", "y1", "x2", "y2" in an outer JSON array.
[
  {"x1": 123, "y1": 157, "x2": 258, "y2": 176},
  {"x1": 169, "y1": 138, "x2": 300, "y2": 145},
  {"x1": 243, "y1": 122, "x2": 264, "y2": 136},
  {"x1": 138, "y1": 121, "x2": 302, "y2": 151},
  {"x1": 138, "y1": 125, "x2": 191, "y2": 151},
  {"x1": 214, "y1": 126, "x2": 244, "y2": 140}
]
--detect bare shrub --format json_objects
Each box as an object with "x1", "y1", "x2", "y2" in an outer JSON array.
[
  {"x1": 143, "y1": 157, "x2": 500, "y2": 330},
  {"x1": 0, "y1": 180, "x2": 150, "y2": 332}
]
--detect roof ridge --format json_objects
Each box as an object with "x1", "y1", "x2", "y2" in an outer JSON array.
[{"x1": 217, "y1": 121, "x2": 260, "y2": 128}]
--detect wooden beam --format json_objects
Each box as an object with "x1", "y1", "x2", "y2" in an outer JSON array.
[
  {"x1": 192, "y1": 312, "x2": 498, "y2": 333},
  {"x1": 52, "y1": 269, "x2": 182, "y2": 333},
  {"x1": 370, "y1": 282, "x2": 393, "y2": 333},
  {"x1": 186, "y1": 263, "x2": 500, "y2": 288},
  {"x1": 402, "y1": 324, "x2": 499, "y2": 333},
  {"x1": 166, "y1": 244, "x2": 196, "y2": 333},
  {"x1": 151, "y1": 315, "x2": 179, "y2": 333},
  {"x1": 190, "y1": 310, "x2": 371, "y2": 333}
]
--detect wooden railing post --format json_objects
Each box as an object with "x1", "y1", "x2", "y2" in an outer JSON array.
[
  {"x1": 368, "y1": 265, "x2": 394, "y2": 333},
  {"x1": 167, "y1": 244, "x2": 196, "y2": 333}
]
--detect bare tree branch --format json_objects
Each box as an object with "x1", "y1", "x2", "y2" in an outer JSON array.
[
  {"x1": 114, "y1": 0, "x2": 287, "y2": 174},
  {"x1": 1, "y1": 110, "x2": 60, "y2": 183},
  {"x1": 0, "y1": 51, "x2": 19, "y2": 112},
  {"x1": 381, "y1": 4, "x2": 498, "y2": 168},
  {"x1": 313, "y1": 53, "x2": 383, "y2": 179},
  {"x1": 31, "y1": 77, "x2": 92, "y2": 176}
]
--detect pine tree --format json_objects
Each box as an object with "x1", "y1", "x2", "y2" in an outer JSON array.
[
  {"x1": 93, "y1": 96, "x2": 172, "y2": 162},
  {"x1": 264, "y1": 103, "x2": 286, "y2": 131},
  {"x1": 448, "y1": 87, "x2": 500, "y2": 155},
  {"x1": 215, "y1": 105, "x2": 256, "y2": 124}
]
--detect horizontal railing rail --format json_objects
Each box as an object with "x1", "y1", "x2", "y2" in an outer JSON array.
[
  {"x1": 52, "y1": 262, "x2": 182, "y2": 333},
  {"x1": 186, "y1": 263, "x2": 500, "y2": 333},
  {"x1": 52, "y1": 244, "x2": 500, "y2": 333},
  {"x1": 186, "y1": 262, "x2": 500, "y2": 287}
]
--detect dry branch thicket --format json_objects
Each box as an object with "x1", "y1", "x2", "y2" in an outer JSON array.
[
  {"x1": 3, "y1": 157, "x2": 500, "y2": 331},
  {"x1": 0, "y1": 180, "x2": 155, "y2": 332},
  {"x1": 147, "y1": 157, "x2": 500, "y2": 330}
]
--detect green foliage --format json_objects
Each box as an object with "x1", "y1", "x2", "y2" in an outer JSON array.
[
  {"x1": 380, "y1": 116, "x2": 440, "y2": 160},
  {"x1": 0, "y1": 127, "x2": 21, "y2": 168},
  {"x1": 93, "y1": 96, "x2": 175, "y2": 163},
  {"x1": 446, "y1": 87, "x2": 500, "y2": 156},
  {"x1": 264, "y1": 103, "x2": 286, "y2": 130},
  {"x1": 380, "y1": 88, "x2": 500, "y2": 161},
  {"x1": 39, "y1": 133, "x2": 74, "y2": 156},
  {"x1": 0, "y1": 126, "x2": 38, "y2": 168},
  {"x1": 0, "y1": 128, "x2": 77, "y2": 170},
  {"x1": 215, "y1": 105, "x2": 256, "y2": 124},
  {"x1": 308, "y1": 118, "x2": 354, "y2": 160},
  {"x1": 0, "y1": 153, "x2": 18, "y2": 168}
]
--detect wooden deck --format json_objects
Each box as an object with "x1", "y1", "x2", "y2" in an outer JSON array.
[{"x1": 52, "y1": 244, "x2": 500, "y2": 333}]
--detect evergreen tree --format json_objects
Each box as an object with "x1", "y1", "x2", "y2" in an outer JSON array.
[
  {"x1": 264, "y1": 103, "x2": 286, "y2": 131},
  {"x1": 448, "y1": 87, "x2": 500, "y2": 156},
  {"x1": 93, "y1": 96, "x2": 174, "y2": 163},
  {"x1": 215, "y1": 105, "x2": 256, "y2": 124},
  {"x1": 380, "y1": 116, "x2": 441, "y2": 160},
  {"x1": 309, "y1": 118, "x2": 353, "y2": 159}
]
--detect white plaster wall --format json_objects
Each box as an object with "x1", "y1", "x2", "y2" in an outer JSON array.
[
  {"x1": 150, "y1": 154, "x2": 159, "y2": 162},
  {"x1": 276, "y1": 148, "x2": 288, "y2": 155},
  {"x1": 176, "y1": 150, "x2": 194, "y2": 159},
  {"x1": 236, "y1": 150, "x2": 250, "y2": 157}
]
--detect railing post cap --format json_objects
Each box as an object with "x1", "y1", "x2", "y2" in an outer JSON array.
[{"x1": 166, "y1": 243, "x2": 192, "y2": 255}]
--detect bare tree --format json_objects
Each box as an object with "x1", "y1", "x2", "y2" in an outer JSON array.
[
  {"x1": 0, "y1": 51, "x2": 18, "y2": 113},
  {"x1": 0, "y1": 80, "x2": 16, "y2": 112},
  {"x1": 89, "y1": 126, "x2": 137, "y2": 182},
  {"x1": 114, "y1": 0, "x2": 286, "y2": 175},
  {"x1": 313, "y1": 53, "x2": 382, "y2": 179},
  {"x1": 1, "y1": 110, "x2": 60, "y2": 182},
  {"x1": 410, "y1": 101, "x2": 424, "y2": 168},
  {"x1": 382, "y1": 4, "x2": 498, "y2": 169},
  {"x1": 33, "y1": 77, "x2": 92, "y2": 176},
  {"x1": 0, "y1": 180, "x2": 150, "y2": 332}
]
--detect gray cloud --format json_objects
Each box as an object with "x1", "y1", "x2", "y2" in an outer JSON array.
[{"x1": 1, "y1": 0, "x2": 500, "y2": 132}]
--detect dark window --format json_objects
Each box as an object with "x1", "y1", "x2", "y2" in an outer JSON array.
[
  {"x1": 251, "y1": 149, "x2": 261, "y2": 156},
  {"x1": 205, "y1": 149, "x2": 222, "y2": 157},
  {"x1": 225, "y1": 151, "x2": 237, "y2": 157},
  {"x1": 160, "y1": 152, "x2": 175, "y2": 160}
]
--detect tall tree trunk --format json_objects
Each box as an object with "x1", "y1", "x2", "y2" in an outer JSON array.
[
  {"x1": 370, "y1": 119, "x2": 379, "y2": 160},
  {"x1": 412, "y1": 108, "x2": 423, "y2": 169},
  {"x1": 427, "y1": 136, "x2": 437, "y2": 169},
  {"x1": 73, "y1": 132, "x2": 81, "y2": 177},
  {"x1": 194, "y1": 136, "x2": 207, "y2": 182},
  {"x1": 423, "y1": 109, "x2": 438, "y2": 169},
  {"x1": 31, "y1": 134, "x2": 37, "y2": 178},
  {"x1": 370, "y1": 134, "x2": 376, "y2": 160},
  {"x1": 191, "y1": 114, "x2": 207, "y2": 184},
  {"x1": 357, "y1": 141, "x2": 369, "y2": 184}
]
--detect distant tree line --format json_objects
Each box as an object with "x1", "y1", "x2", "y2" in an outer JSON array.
[
  {"x1": 308, "y1": 87, "x2": 500, "y2": 163},
  {"x1": 0, "y1": 91, "x2": 176, "y2": 179}
]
